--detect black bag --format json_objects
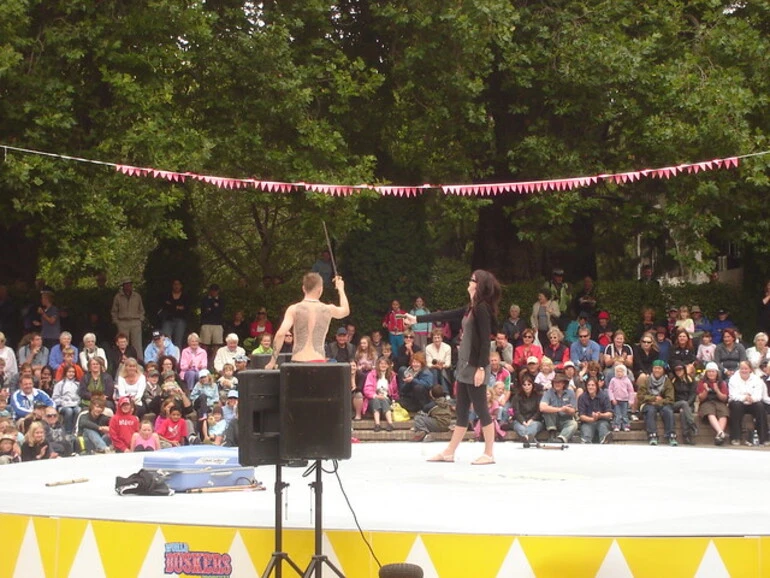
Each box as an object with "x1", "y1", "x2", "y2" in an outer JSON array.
[{"x1": 115, "y1": 469, "x2": 174, "y2": 496}]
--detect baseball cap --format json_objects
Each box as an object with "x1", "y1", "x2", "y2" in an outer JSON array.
[
  {"x1": 578, "y1": 311, "x2": 589, "y2": 319},
  {"x1": 526, "y1": 356, "x2": 539, "y2": 364},
  {"x1": 669, "y1": 305, "x2": 678, "y2": 312},
  {"x1": 705, "y1": 362, "x2": 719, "y2": 372},
  {"x1": 336, "y1": 327, "x2": 347, "y2": 336},
  {"x1": 227, "y1": 390, "x2": 239, "y2": 399},
  {"x1": 598, "y1": 311, "x2": 609, "y2": 320},
  {"x1": 118, "y1": 396, "x2": 132, "y2": 406},
  {"x1": 198, "y1": 369, "x2": 210, "y2": 378},
  {"x1": 563, "y1": 361, "x2": 575, "y2": 368},
  {"x1": 209, "y1": 283, "x2": 220, "y2": 291},
  {"x1": 234, "y1": 354, "x2": 249, "y2": 363},
  {"x1": 161, "y1": 370, "x2": 176, "y2": 380},
  {"x1": 120, "y1": 278, "x2": 132, "y2": 285},
  {"x1": 717, "y1": 308, "x2": 727, "y2": 315},
  {"x1": 552, "y1": 268, "x2": 564, "y2": 276},
  {"x1": 0, "y1": 433, "x2": 14, "y2": 443},
  {"x1": 652, "y1": 360, "x2": 666, "y2": 368},
  {"x1": 691, "y1": 305, "x2": 702, "y2": 313},
  {"x1": 553, "y1": 371, "x2": 569, "y2": 383},
  {"x1": 152, "y1": 330, "x2": 162, "y2": 339}
]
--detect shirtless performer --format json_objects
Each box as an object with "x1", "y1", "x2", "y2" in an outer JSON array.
[{"x1": 266, "y1": 272, "x2": 349, "y2": 368}]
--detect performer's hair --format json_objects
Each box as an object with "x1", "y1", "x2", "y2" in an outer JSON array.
[
  {"x1": 303, "y1": 272, "x2": 323, "y2": 293},
  {"x1": 471, "y1": 269, "x2": 501, "y2": 319}
]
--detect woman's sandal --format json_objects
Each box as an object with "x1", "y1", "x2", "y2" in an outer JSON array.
[
  {"x1": 426, "y1": 453, "x2": 455, "y2": 463},
  {"x1": 471, "y1": 454, "x2": 495, "y2": 466}
]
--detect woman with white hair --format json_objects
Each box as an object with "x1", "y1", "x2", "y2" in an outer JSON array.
[
  {"x1": 502, "y1": 304, "x2": 526, "y2": 346},
  {"x1": 214, "y1": 333, "x2": 245, "y2": 373},
  {"x1": 745, "y1": 332, "x2": 770, "y2": 376},
  {"x1": 79, "y1": 333, "x2": 108, "y2": 372}
]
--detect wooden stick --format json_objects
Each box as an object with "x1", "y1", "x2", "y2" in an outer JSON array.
[
  {"x1": 46, "y1": 478, "x2": 89, "y2": 487},
  {"x1": 184, "y1": 482, "x2": 264, "y2": 494},
  {"x1": 535, "y1": 443, "x2": 568, "y2": 450}
]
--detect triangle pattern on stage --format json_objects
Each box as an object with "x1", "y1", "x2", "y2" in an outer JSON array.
[
  {"x1": 693, "y1": 541, "x2": 731, "y2": 578},
  {"x1": 422, "y1": 534, "x2": 514, "y2": 578},
  {"x1": 33, "y1": 515, "x2": 59, "y2": 577},
  {"x1": 92, "y1": 520, "x2": 159, "y2": 578},
  {"x1": 595, "y1": 539, "x2": 633, "y2": 578},
  {"x1": 138, "y1": 527, "x2": 173, "y2": 578},
  {"x1": 404, "y1": 535, "x2": 439, "y2": 578},
  {"x1": 55, "y1": 517, "x2": 89, "y2": 578},
  {"x1": 68, "y1": 522, "x2": 107, "y2": 578},
  {"x1": 496, "y1": 538, "x2": 536, "y2": 578},
  {"x1": 713, "y1": 537, "x2": 761, "y2": 578},
  {"x1": 2, "y1": 515, "x2": 32, "y2": 577},
  {"x1": 228, "y1": 531, "x2": 261, "y2": 578},
  {"x1": 518, "y1": 537, "x2": 613, "y2": 578},
  {"x1": 12, "y1": 519, "x2": 45, "y2": 578},
  {"x1": 619, "y1": 537, "x2": 708, "y2": 578}
]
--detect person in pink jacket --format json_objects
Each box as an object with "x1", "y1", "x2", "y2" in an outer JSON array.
[
  {"x1": 363, "y1": 357, "x2": 399, "y2": 432},
  {"x1": 179, "y1": 333, "x2": 208, "y2": 391}
]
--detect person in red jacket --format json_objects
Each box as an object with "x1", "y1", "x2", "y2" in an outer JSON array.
[{"x1": 109, "y1": 396, "x2": 139, "y2": 453}]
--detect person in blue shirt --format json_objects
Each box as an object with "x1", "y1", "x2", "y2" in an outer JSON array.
[
  {"x1": 569, "y1": 329, "x2": 601, "y2": 373},
  {"x1": 11, "y1": 375, "x2": 53, "y2": 421},
  {"x1": 143, "y1": 330, "x2": 180, "y2": 364},
  {"x1": 710, "y1": 309, "x2": 737, "y2": 345},
  {"x1": 48, "y1": 332, "x2": 79, "y2": 370}
]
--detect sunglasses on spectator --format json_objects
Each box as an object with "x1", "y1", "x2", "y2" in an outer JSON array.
[
  {"x1": 45, "y1": 413, "x2": 57, "y2": 418},
  {"x1": 641, "y1": 340, "x2": 653, "y2": 344},
  {"x1": 523, "y1": 334, "x2": 534, "y2": 339},
  {"x1": 404, "y1": 336, "x2": 414, "y2": 339},
  {"x1": 579, "y1": 334, "x2": 589, "y2": 338}
]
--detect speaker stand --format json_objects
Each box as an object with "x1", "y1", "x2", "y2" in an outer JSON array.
[
  {"x1": 262, "y1": 464, "x2": 304, "y2": 578},
  {"x1": 302, "y1": 460, "x2": 345, "y2": 578}
]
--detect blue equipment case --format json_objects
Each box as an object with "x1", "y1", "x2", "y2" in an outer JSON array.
[{"x1": 142, "y1": 446, "x2": 257, "y2": 492}]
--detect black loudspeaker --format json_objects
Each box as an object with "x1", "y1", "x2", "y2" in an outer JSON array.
[
  {"x1": 250, "y1": 353, "x2": 292, "y2": 369},
  {"x1": 237, "y1": 369, "x2": 282, "y2": 466},
  {"x1": 280, "y1": 363, "x2": 352, "y2": 461}
]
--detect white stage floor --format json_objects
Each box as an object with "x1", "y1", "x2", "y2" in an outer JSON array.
[{"x1": 1, "y1": 442, "x2": 768, "y2": 537}]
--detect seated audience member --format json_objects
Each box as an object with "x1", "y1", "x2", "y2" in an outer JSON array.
[
  {"x1": 214, "y1": 334, "x2": 245, "y2": 373},
  {"x1": 490, "y1": 332, "x2": 514, "y2": 371},
  {"x1": 116, "y1": 358, "x2": 147, "y2": 418},
  {"x1": 565, "y1": 311, "x2": 592, "y2": 347},
  {"x1": 249, "y1": 308, "x2": 274, "y2": 341},
  {"x1": 0, "y1": 431, "x2": 21, "y2": 464},
  {"x1": 710, "y1": 309, "x2": 736, "y2": 345},
  {"x1": 77, "y1": 397, "x2": 113, "y2": 453},
  {"x1": 502, "y1": 304, "x2": 526, "y2": 347},
  {"x1": 79, "y1": 333, "x2": 108, "y2": 372},
  {"x1": 669, "y1": 329, "x2": 697, "y2": 378},
  {"x1": 473, "y1": 386, "x2": 506, "y2": 441},
  {"x1": 7, "y1": 362, "x2": 37, "y2": 394},
  {"x1": 608, "y1": 364, "x2": 634, "y2": 432},
  {"x1": 578, "y1": 377, "x2": 613, "y2": 444},
  {"x1": 17, "y1": 333, "x2": 49, "y2": 372},
  {"x1": 131, "y1": 419, "x2": 161, "y2": 452},
  {"x1": 216, "y1": 363, "x2": 238, "y2": 393},
  {"x1": 728, "y1": 360, "x2": 768, "y2": 446},
  {"x1": 425, "y1": 329, "x2": 452, "y2": 393},
  {"x1": 42, "y1": 407, "x2": 74, "y2": 456},
  {"x1": 109, "y1": 397, "x2": 139, "y2": 453},
  {"x1": 654, "y1": 325, "x2": 672, "y2": 365},
  {"x1": 0, "y1": 332, "x2": 18, "y2": 381},
  {"x1": 364, "y1": 360, "x2": 396, "y2": 433},
  {"x1": 487, "y1": 352, "x2": 512, "y2": 401},
  {"x1": 37, "y1": 365, "x2": 54, "y2": 397},
  {"x1": 156, "y1": 403, "x2": 188, "y2": 448},
  {"x1": 535, "y1": 357, "x2": 556, "y2": 391},
  {"x1": 79, "y1": 357, "x2": 115, "y2": 411},
  {"x1": 513, "y1": 329, "x2": 543, "y2": 371},
  {"x1": 638, "y1": 360, "x2": 676, "y2": 446},
  {"x1": 697, "y1": 362, "x2": 729, "y2": 445},
  {"x1": 675, "y1": 305, "x2": 695, "y2": 336},
  {"x1": 539, "y1": 372, "x2": 578, "y2": 444},
  {"x1": 52, "y1": 364, "x2": 81, "y2": 434},
  {"x1": 179, "y1": 332, "x2": 208, "y2": 391},
  {"x1": 592, "y1": 311, "x2": 614, "y2": 347},
  {"x1": 602, "y1": 330, "x2": 634, "y2": 384},
  {"x1": 671, "y1": 363, "x2": 697, "y2": 445},
  {"x1": 143, "y1": 369, "x2": 163, "y2": 415},
  {"x1": 279, "y1": 330, "x2": 294, "y2": 354},
  {"x1": 53, "y1": 347, "x2": 85, "y2": 382},
  {"x1": 251, "y1": 333, "x2": 273, "y2": 356},
  {"x1": 412, "y1": 384, "x2": 453, "y2": 442},
  {"x1": 48, "y1": 332, "x2": 79, "y2": 372},
  {"x1": 223, "y1": 390, "x2": 238, "y2": 424},
  {"x1": 0, "y1": 393, "x2": 11, "y2": 419},
  {"x1": 204, "y1": 407, "x2": 227, "y2": 445},
  {"x1": 665, "y1": 306, "x2": 679, "y2": 337},
  {"x1": 563, "y1": 361, "x2": 581, "y2": 394},
  {"x1": 232, "y1": 354, "x2": 249, "y2": 375},
  {"x1": 144, "y1": 329, "x2": 180, "y2": 364},
  {"x1": 355, "y1": 338, "x2": 378, "y2": 380},
  {"x1": 519, "y1": 357, "x2": 540, "y2": 389},
  {"x1": 21, "y1": 421, "x2": 56, "y2": 461},
  {"x1": 570, "y1": 329, "x2": 601, "y2": 373},
  {"x1": 11, "y1": 374, "x2": 53, "y2": 422},
  {"x1": 393, "y1": 330, "x2": 421, "y2": 374},
  {"x1": 326, "y1": 327, "x2": 355, "y2": 362},
  {"x1": 633, "y1": 331, "x2": 659, "y2": 387},
  {"x1": 398, "y1": 351, "x2": 434, "y2": 413},
  {"x1": 542, "y1": 327, "x2": 570, "y2": 368},
  {"x1": 635, "y1": 307, "x2": 657, "y2": 343},
  {"x1": 108, "y1": 333, "x2": 138, "y2": 379},
  {"x1": 715, "y1": 328, "x2": 747, "y2": 380},
  {"x1": 190, "y1": 369, "x2": 218, "y2": 417},
  {"x1": 746, "y1": 332, "x2": 770, "y2": 376},
  {"x1": 512, "y1": 376, "x2": 543, "y2": 445},
  {"x1": 0, "y1": 358, "x2": 8, "y2": 391},
  {"x1": 370, "y1": 330, "x2": 385, "y2": 356},
  {"x1": 691, "y1": 305, "x2": 711, "y2": 343}
]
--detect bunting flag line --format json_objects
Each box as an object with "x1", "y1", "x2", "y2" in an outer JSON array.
[{"x1": 1, "y1": 143, "x2": 767, "y2": 197}]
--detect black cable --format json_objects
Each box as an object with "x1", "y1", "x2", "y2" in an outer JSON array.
[{"x1": 300, "y1": 459, "x2": 383, "y2": 568}]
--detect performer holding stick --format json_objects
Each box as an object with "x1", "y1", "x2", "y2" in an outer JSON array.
[
  {"x1": 267, "y1": 274, "x2": 349, "y2": 367},
  {"x1": 405, "y1": 269, "x2": 501, "y2": 465}
]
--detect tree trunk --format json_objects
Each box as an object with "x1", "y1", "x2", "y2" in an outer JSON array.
[{"x1": 0, "y1": 224, "x2": 40, "y2": 286}]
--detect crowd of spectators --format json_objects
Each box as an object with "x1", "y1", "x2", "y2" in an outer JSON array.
[{"x1": 2, "y1": 268, "x2": 770, "y2": 465}]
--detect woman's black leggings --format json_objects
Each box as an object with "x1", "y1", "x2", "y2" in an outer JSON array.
[{"x1": 455, "y1": 380, "x2": 492, "y2": 428}]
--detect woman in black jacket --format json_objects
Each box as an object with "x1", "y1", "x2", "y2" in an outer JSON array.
[{"x1": 407, "y1": 269, "x2": 501, "y2": 465}]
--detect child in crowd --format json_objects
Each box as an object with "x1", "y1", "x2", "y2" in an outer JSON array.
[
  {"x1": 369, "y1": 365, "x2": 395, "y2": 433},
  {"x1": 580, "y1": 361, "x2": 606, "y2": 389},
  {"x1": 493, "y1": 381, "x2": 509, "y2": 423},
  {"x1": 190, "y1": 369, "x2": 218, "y2": 417},
  {"x1": 0, "y1": 431, "x2": 20, "y2": 464},
  {"x1": 155, "y1": 403, "x2": 188, "y2": 447},
  {"x1": 0, "y1": 358, "x2": 7, "y2": 391},
  {"x1": 381, "y1": 343, "x2": 393, "y2": 362},
  {"x1": 52, "y1": 364, "x2": 81, "y2": 434},
  {"x1": 696, "y1": 331, "x2": 716, "y2": 366},
  {"x1": 251, "y1": 334, "x2": 273, "y2": 356},
  {"x1": 109, "y1": 397, "x2": 139, "y2": 453},
  {"x1": 54, "y1": 348, "x2": 85, "y2": 382},
  {"x1": 205, "y1": 406, "x2": 227, "y2": 445},
  {"x1": 534, "y1": 357, "x2": 556, "y2": 391},
  {"x1": 675, "y1": 306, "x2": 695, "y2": 336},
  {"x1": 21, "y1": 421, "x2": 55, "y2": 461},
  {"x1": 412, "y1": 384, "x2": 453, "y2": 441},
  {"x1": 77, "y1": 397, "x2": 112, "y2": 453},
  {"x1": 217, "y1": 363, "x2": 238, "y2": 394},
  {"x1": 0, "y1": 394, "x2": 11, "y2": 419},
  {"x1": 608, "y1": 364, "x2": 635, "y2": 432},
  {"x1": 45, "y1": 408, "x2": 75, "y2": 456},
  {"x1": 131, "y1": 419, "x2": 160, "y2": 452},
  {"x1": 223, "y1": 390, "x2": 238, "y2": 424},
  {"x1": 473, "y1": 387, "x2": 506, "y2": 441}
]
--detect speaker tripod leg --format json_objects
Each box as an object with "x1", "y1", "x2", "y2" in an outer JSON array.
[
  {"x1": 302, "y1": 461, "x2": 346, "y2": 578},
  {"x1": 262, "y1": 464, "x2": 303, "y2": 578},
  {"x1": 302, "y1": 556, "x2": 346, "y2": 578}
]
